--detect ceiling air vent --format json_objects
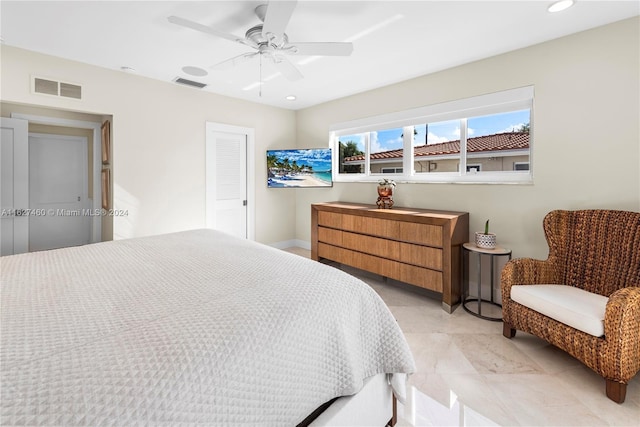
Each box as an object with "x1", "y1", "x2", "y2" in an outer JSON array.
[
  {"x1": 32, "y1": 76, "x2": 82, "y2": 100},
  {"x1": 174, "y1": 77, "x2": 207, "y2": 89}
]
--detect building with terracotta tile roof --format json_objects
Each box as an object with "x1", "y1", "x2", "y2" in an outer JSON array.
[{"x1": 342, "y1": 132, "x2": 530, "y2": 174}]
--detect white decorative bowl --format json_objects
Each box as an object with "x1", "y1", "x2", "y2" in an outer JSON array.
[{"x1": 475, "y1": 232, "x2": 497, "y2": 249}]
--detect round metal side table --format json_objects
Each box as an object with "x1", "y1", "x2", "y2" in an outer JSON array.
[{"x1": 462, "y1": 242, "x2": 512, "y2": 321}]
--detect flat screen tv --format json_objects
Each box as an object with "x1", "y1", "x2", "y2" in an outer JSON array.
[{"x1": 267, "y1": 148, "x2": 332, "y2": 188}]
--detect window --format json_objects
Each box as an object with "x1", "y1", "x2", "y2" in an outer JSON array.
[
  {"x1": 466, "y1": 110, "x2": 530, "y2": 173},
  {"x1": 370, "y1": 127, "x2": 404, "y2": 176},
  {"x1": 414, "y1": 119, "x2": 460, "y2": 174},
  {"x1": 331, "y1": 86, "x2": 533, "y2": 184},
  {"x1": 337, "y1": 133, "x2": 365, "y2": 175}
]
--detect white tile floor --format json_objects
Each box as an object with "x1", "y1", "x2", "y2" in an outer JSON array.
[{"x1": 284, "y1": 247, "x2": 640, "y2": 426}]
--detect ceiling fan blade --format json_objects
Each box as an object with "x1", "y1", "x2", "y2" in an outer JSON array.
[
  {"x1": 271, "y1": 55, "x2": 303, "y2": 81},
  {"x1": 262, "y1": 1, "x2": 297, "y2": 40},
  {"x1": 168, "y1": 16, "x2": 257, "y2": 49},
  {"x1": 287, "y1": 42, "x2": 354, "y2": 56},
  {"x1": 211, "y1": 52, "x2": 259, "y2": 70}
]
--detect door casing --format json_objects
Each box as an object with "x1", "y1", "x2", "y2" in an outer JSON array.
[
  {"x1": 0, "y1": 117, "x2": 29, "y2": 255},
  {"x1": 11, "y1": 113, "x2": 102, "y2": 243}
]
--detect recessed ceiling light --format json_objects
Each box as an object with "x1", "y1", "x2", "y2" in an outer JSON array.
[
  {"x1": 285, "y1": 95, "x2": 296, "y2": 101},
  {"x1": 182, "y1": 66, "x2": 208, "y2": 77},
  {"x1": 548, "y1": 0, "x2": 576, "y2": 13}
]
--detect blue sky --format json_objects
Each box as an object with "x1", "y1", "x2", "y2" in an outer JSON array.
[
  {"x1": 268, "y1": 148, "x2": 332, "y2": 171},
  {"x1": 339, "y1": 109, "x2": 530, "y2": 154}
]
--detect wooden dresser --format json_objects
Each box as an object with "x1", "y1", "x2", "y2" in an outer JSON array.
[{"x1": 311, "y1": 202, "x2": 469, "y2": 312}]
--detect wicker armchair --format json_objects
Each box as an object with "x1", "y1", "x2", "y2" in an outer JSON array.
[{"x1": 501, "y1": 209, "x2": 640, "y2": 403}]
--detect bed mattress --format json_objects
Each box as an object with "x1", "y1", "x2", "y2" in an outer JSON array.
[{"x1": 1, "y1": 229, "x2": 415, "y2": 425}]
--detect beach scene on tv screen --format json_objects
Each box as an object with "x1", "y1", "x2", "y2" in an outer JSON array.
[{"x1": 267, "y1": 148, "x2": 332, "y2": 188}]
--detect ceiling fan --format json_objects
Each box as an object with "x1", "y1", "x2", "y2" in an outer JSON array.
[{"x1": 168, "y1": 1, "x2": 353, "y2": 82}]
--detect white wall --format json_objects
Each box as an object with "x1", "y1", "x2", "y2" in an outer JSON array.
[
  {"x1": 1, "y1": 46, "x2": 297, "y2": 244},
  {"x1": 294, "y1": 17, "x2": 640, "y2": 260}
]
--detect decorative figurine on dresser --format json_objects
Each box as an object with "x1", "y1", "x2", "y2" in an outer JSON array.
[{"x1": 376, "y1": 179, "x2": 395, "y2": 209}]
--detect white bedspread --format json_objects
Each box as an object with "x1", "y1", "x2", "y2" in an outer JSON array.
[{"x1": 1, "y1": 229, "x2": 415, "y2": 425}]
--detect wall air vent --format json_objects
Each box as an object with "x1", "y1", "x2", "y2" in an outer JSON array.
[
  {"x1": 32, "y1": 76, "x2": 82, "y2": 100},
  {"x1": 34, "y1": 77, "x2": 58, "y2": 95},
  {"x1": 174, "y1": 77, "x2": 207, "y2": 89},
  {"x1": 59, "y1": 82, "x2": 82, "y2": 99}
]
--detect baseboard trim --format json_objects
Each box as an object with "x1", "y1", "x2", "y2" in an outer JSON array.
[{"x1": 268, "y1": 239, "x2": 310, "y2": 250}]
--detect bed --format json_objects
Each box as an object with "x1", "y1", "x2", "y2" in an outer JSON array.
[{"x1": 1, "y1": 229, "x2": 415, "y2": 425}]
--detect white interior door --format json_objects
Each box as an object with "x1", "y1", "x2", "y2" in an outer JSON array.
[
  {"x1": 28, "y1": 133, "x2": 90, "y2": 251},
  {"x1": 206, "y1": 130, "x2": 247, "y2": 239},
  {"x1": 205, "y1": 122, "x2": 255, "y2": 240},
  {"x1": 0, "y1": 118, "x2": 29, "y2": 255}
]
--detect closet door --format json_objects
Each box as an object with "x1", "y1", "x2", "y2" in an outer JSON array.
[{"x1": 28, "y1": 133, "x2": 90, "y2": 251}]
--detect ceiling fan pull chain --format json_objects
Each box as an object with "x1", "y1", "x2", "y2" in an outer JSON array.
[{"x1": 259, "y1": 54, "x2": 263, "y2": 98}]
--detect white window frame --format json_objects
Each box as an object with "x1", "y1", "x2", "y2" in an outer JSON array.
[{"x1": 330, "y1": 86, "x2": 534, "y2": 184}]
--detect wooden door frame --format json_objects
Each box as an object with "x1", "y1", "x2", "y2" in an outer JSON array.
[
  {"x1": 205, "y1": 122, "x2": 255, "y2": 240},
  {"x1": 11, "y1": 113, "x2": 102, "y2": 243}
]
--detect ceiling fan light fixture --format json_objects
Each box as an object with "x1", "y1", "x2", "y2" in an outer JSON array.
[
  {"x1": 548, "y1": 0, "x2": 576, "y2": 13},
  {"x1": 255, "y1": 4, "x2": 268, "y2": 22},
  {"x1": 169, "y1": 1, "x2": 353, "y2": 83}
]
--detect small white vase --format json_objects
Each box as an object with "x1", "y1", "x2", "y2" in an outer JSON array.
[{"x1": 475, "y1": 232, "x2": 497, "y2": 249}]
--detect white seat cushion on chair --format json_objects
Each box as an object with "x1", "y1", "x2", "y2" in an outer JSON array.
[{"x1": 511, "y1": 285, "x2": 608, "y2": 337}]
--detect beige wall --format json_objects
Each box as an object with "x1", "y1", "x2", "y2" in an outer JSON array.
[
  {"x1": 1, "y1": 46, "x2": 297, "y2": 244},
  {"x1": 295, "y1": 17, "x2": 640, "y2": 260}
]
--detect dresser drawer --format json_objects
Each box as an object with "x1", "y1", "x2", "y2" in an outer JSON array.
[
  {"x1": 318, "y1": 242, "x2": 352, "y2": 264},
  {"x1": 399, "y1": 242, "x2": 442, "y2": 270},
  {"x1": 342, "y1": 215, "x2": 400, "y2": 240},
  {"x1": 350, "y1": 250, "x2": 399, "y2": 279},
  {"x1": 399, "y1": 222, "x2": 442, "y2": 247},
  {"x1": 318, "y1": 211, "x2": 342, "y2": 229},
  {"x1": 318, "y1": 227, "x2": 342, "y2": 246},
  {"x1": 399, "y1": 264, "x2": 443, "y2": 292},
  {"x1": 342, "y1": 231, "x2": 400, "y2": 260}
]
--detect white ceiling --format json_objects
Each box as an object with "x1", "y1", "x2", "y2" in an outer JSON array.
[{"x1": 1, "y1": 1, "x2": 638, "y2": 110}]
